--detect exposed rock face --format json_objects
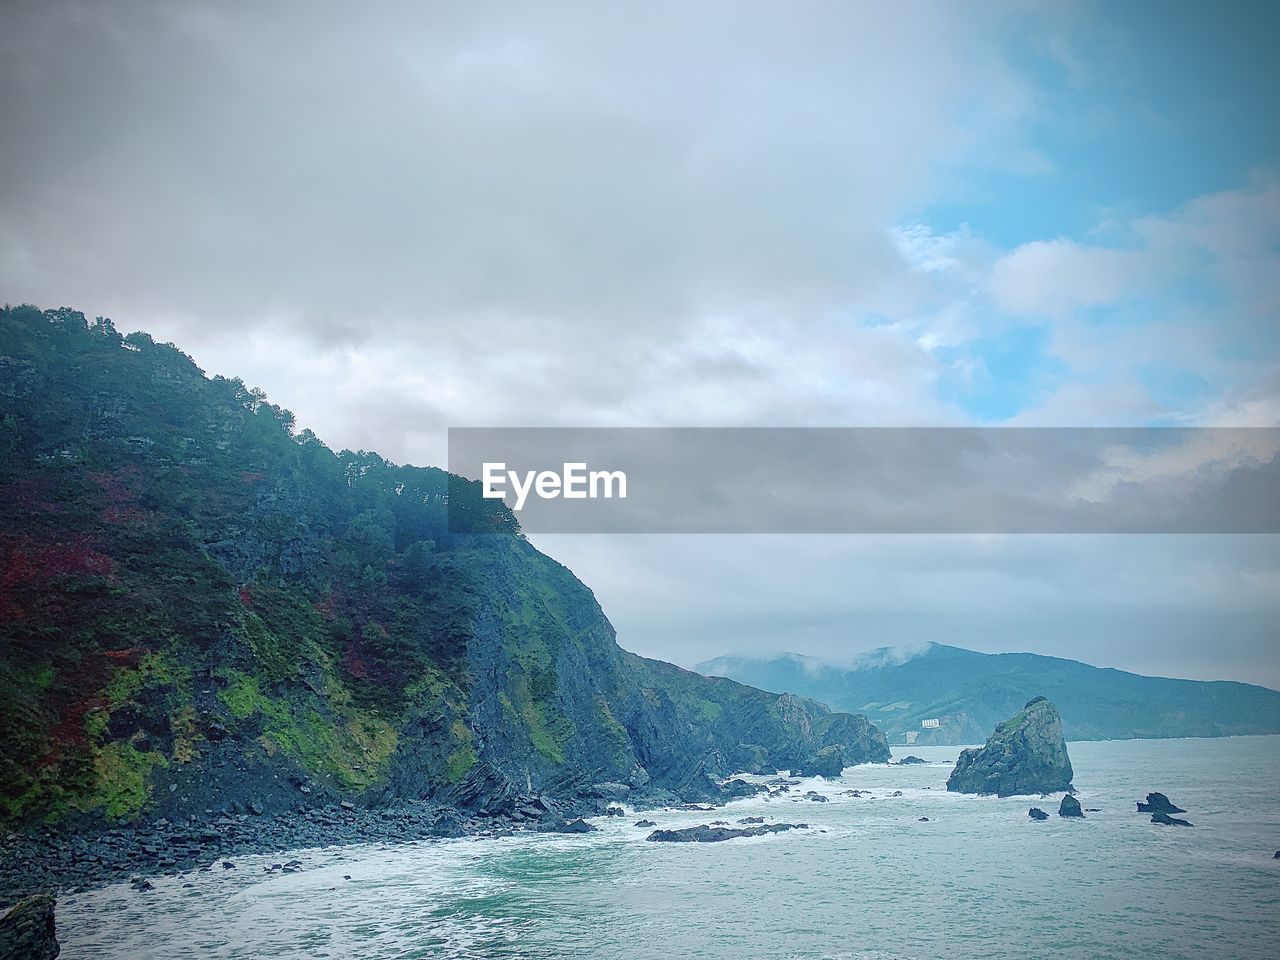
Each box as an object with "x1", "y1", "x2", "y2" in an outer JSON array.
[
  {"x1": 0, "y1": 894, "x2": 59, "y2": 960},
  {"x1": 796, "y1": 745, "x2": 845, "y2": 778},
  {"x1": 1058, "y1": 794, "x2": 1084, "y2": 818},
  {"x1": 1136, "y1": 793, "x2": 1185, "y2": 814},
  {"x1": 945, "y1": 697, "x2": 1073, "y2": 797},
  {"x1": 1028, "y1": 807, "x2": 1049, "y2": 820},
  {"x1": 645, "y1": 822, "x2": 807, "y2": 843}
]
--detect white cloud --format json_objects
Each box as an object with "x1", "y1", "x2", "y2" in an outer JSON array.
[{"x1": 991, "y1": 239, "x2": 1149, "y2": 316}]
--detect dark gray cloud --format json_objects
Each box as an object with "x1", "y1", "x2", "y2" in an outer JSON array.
[{"x1": 0, "y1": 1, "x2": 1031, "y2": 335}]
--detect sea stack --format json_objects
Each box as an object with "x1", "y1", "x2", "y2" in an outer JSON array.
[
  {"x1": 1136, "y1": 793, "x2": 1185, "y2": 814},
  {"x1": 946, "y1": 697, "x2": 1074, "y2": 797},
  {"x1": 1058, "y1": 794, "x2": 1084, "y2": 817}
]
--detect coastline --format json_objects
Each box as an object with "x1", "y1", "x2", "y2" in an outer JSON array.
[{"x1": 0, "y1": 788, "x2": 731, "y2": 908}]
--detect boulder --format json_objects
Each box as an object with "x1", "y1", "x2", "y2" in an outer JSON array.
[
  {"x1": 1058, "y1": 795, "x2": 1084, "y2": 818},
  {"x1": 585, "y1": 782, "x2": 632, "y2": 801},
  {"x1": 895, "y1": 756, "x2": 927, "y2": 765},
  {"x1": 945, "y1": 697, "x2": 1073, "y2": 797},
  {"x1": 646, "y1": 822, "x2": 807, "y2": 843},
  {"x1": 719, "y1": 778, "x2": 766, "y2": 801},
  {"x1": 0, "y1": 894, "x2": 59, "y2": 960},
  {"x1": 633, "y1": 820, "x2": 656, "y2": 828},
  {"x1": 1135, "y1": 792, "x2": 1185, "y2": 814},
  {"x1": 1150, "y1": 812, "x2": 1193, "y2": 827},
  {"x1": 540, "y1": 819, "x2": 599, "y2": 834},
  {"x1": 1029, "y1": 807, "x2": 1049, "y2": 821}
]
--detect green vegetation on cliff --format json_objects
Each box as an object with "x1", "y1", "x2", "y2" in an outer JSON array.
[{"x1": 0, "y1": 305, "x2": 887, "y2": 825}]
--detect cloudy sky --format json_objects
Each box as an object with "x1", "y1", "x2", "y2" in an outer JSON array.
[{"x1": 2, "y1": 1, "x2": 1278, "y2": 684}]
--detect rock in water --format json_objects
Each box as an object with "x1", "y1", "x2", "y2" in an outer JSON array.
[
  {"x1": 945, "y1": 697, "x2": 1073, "y2": 797},
  {"x1": 0, "y1": 894, "x2": 60, "y2": 960},
  {"x1": 895, "y1": 756, "x2": 927, "y2": 765},
  {"x1": 1058, "y1": 794, "x2": 1084, "y2": 818},
  {"x1": 1028, "y1": 807, "x2": 1049, "y2": 820},
  {"x1": 1150, "y1": 812, "x2": 1193, "y2": 827},
  {"x1": 646, "y1": 823, "x2": 807, "y2": 843},
  {"x1": 1136, "y1": 792, "x2": 1185, "y2": 814}
]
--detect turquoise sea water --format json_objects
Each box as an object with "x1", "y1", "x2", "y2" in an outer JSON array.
[{"x1": 58, "y1": 736, "x2": 1280, "y2": 959}]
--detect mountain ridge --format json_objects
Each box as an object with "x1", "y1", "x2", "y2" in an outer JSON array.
[{"x1": 697, "y1": 643, "x2": 1280, "y2": 745}]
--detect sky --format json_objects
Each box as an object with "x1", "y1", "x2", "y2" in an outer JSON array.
[{"x1": 2, "y1": 1, "x2": 1278, "y2": 685}]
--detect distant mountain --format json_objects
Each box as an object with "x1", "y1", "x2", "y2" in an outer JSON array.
[{"x1": 696, "y1": 644, "x2": 1280, "y2": 745}]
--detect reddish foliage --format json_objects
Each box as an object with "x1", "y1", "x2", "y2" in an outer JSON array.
[
  {"x1": 314, "y1": 586, "x2": 342, "y2": 621},
  {"x1": 46, "y1": 693, "x2": 108, "y2": 755},
  {"x1": 0, "y1": 537, "x2": 114, "y2": 618},
  {"x1": 102, "y1": 646, "x2": 147, "y2": 666},
  {"x1": 343, "y1": 640, "x2": 368, "y2": 679},
  {"x1": 40, "y1": 646, "x2": 151, "y2": 767},
  {"x1": 39, "y1": 645, "x2": 126, "y2": 765},
  {"x1": 238, "y1": 585, "x2": 254, "y2": 608},
  {"x1": 89, "y1": 467, "x2": 141, "y2": 503},
  {"x1": 100, "y1": 505, "x2": 149, "y2": 525},
  {"x1": 239, "y1": 471, "x2": 266, "y2": 485}
]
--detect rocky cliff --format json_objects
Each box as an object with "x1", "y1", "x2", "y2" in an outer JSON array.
[
  {"x1": 0, "y1": 305, "x2": 888, "y2": 828},
  {"x1": 945, "y1": 697, "x2": 1073, "y2": 796}
]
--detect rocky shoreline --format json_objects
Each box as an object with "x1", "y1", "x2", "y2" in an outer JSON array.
[{"x1": 0, "y1": 780, "x2": 773, "y2": 909}]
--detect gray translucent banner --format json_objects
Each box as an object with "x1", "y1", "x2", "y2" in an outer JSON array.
[{"x1": 446, "y1": 427, "x2": 1280, "y2": 533}]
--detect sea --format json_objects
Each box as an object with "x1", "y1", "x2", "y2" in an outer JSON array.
[{"x1": 55, "y1": 736, "x2": 1280, "y2": 959}]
